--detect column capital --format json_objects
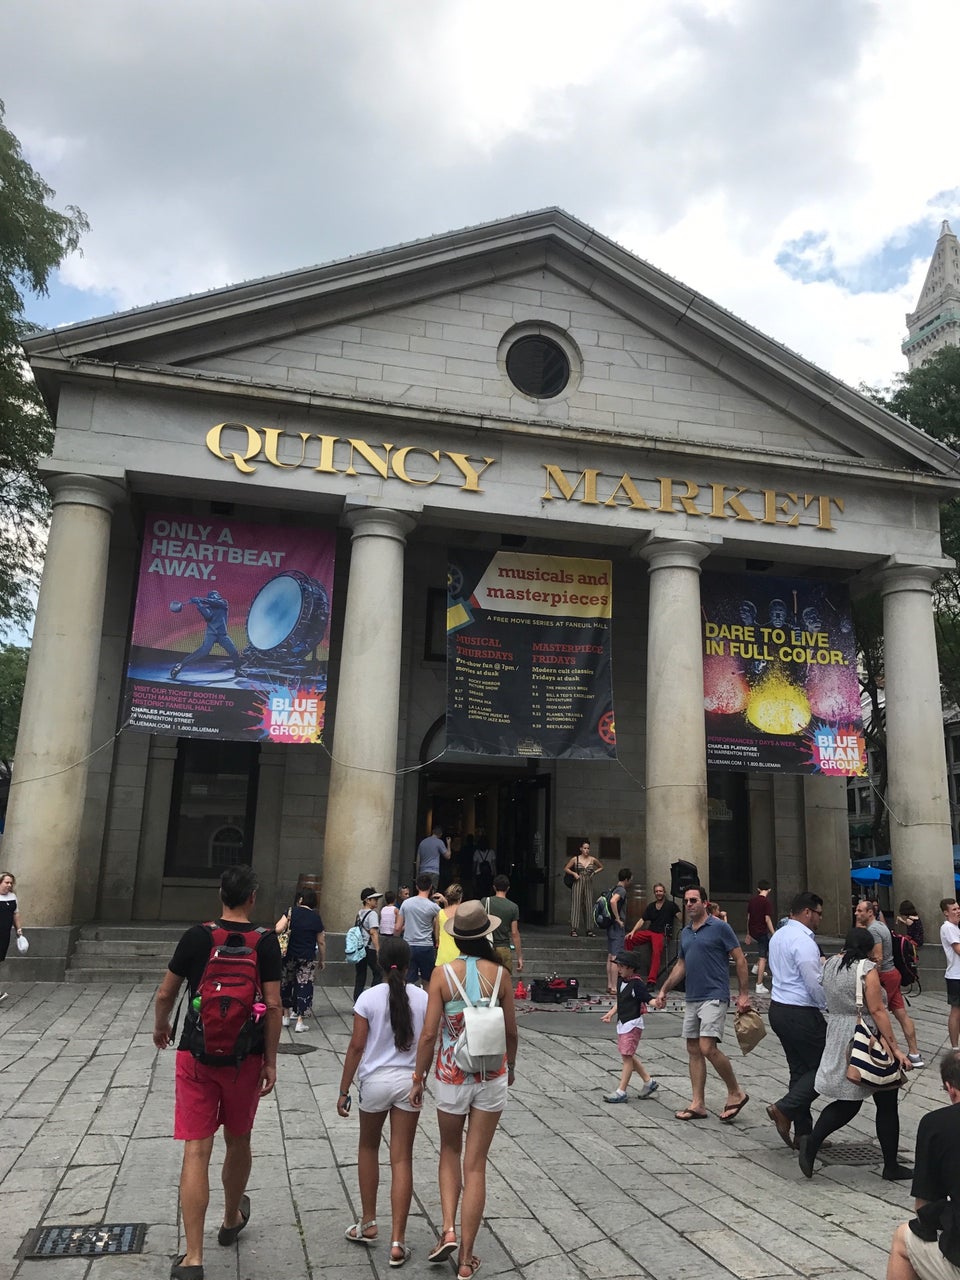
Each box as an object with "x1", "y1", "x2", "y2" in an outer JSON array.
[
  {"x1": 635, "y1": 538, "x2": 714, "y2": 574},
  {"x1": 877, "y1": 561, "x2": 944, "y2": 598},
  {"x1": 343, "y1": 496, "x2": 420, "y2": 544},
  {"x1": 45, "y1": 471, "x2": 126, "y2": 513}
]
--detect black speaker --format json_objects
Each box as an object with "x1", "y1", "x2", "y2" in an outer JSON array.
[{"x1": 670, "y1": 860, "x2": 699, "y2": 898}]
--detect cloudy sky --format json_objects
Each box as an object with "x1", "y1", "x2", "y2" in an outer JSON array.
[{"x1": 2, "y1": 0, "x2": 957, "y2": 391}]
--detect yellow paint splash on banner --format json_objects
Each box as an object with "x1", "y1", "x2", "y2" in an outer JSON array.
[{"x1": 745, "y1": 669, "x2": 811, "y2": 735}]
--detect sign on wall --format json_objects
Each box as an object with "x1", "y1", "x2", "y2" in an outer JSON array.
[
  {"x1": 123, "y1": 514, "x2": 336, "y2": 744},
  {"x1": 701, "y1": 572, "x2": 865, "y2": 775},
  {"x1": 446, "y1": 549, "x2": 616, "y2": 758}
]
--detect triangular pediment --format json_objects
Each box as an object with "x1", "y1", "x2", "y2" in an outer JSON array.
[{"x1": 24, "y1": 208, "x2": 960, "y2": 479}]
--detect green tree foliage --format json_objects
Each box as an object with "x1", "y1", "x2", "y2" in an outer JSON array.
[
  {"x1": 0, "y1": 642, "x2": 29, "y2": 771},
  {"x1": 0, "y1": 99, "x2": 88, "y2": 634}
]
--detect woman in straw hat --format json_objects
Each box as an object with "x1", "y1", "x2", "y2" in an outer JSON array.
[{"x1": 409, "y1": 900, "x2": 518, "y2": 1280}]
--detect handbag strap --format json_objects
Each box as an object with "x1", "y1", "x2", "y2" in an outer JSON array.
[{"x1": 854, "y1": 958, "x2": 866, "y2": 1012}]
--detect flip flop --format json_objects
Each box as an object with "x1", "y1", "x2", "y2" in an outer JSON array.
[
  {"x1": 675, "y1": 1108, "x2": 708, "y2": 1121},
  {"x1": 719, "y1": 1093, "x2": 750, "y2": 1123}
]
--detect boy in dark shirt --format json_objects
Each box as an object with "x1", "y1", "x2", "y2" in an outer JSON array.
[{"x1": 601, "y1": 950, "x2": 658, "y2": 1103}]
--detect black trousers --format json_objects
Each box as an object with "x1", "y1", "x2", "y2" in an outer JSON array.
[
  {"x1": 352, "y1": 946, "x2": 381, "y2": 1002},
  {"x1": 769, "y1": 1001, "x2": 827, "y2": 1137}
]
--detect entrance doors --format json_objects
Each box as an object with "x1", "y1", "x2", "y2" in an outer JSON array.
[{"x1": 417, "y1": 766, "x2": 551, "y2": 924}]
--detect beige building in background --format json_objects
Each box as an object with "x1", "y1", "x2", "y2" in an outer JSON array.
[
  {"x1": 903, "y1": 219, "x2": 960, "y2": 368},
  {"x1": 7, "y1": 209, "x2": 960, "y2": 976}
]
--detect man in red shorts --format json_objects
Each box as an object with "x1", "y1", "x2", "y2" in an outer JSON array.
[
  {"x1": 153, "y1": 865, "x2": 282, "y2": 1280},
  {"x1": 856, "y1": 898, "x2": 924, "y2": 1069}
]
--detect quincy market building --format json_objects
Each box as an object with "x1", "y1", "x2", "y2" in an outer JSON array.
[{"x1": 8, "y1": 209, "x2": 959, "y2": 974}]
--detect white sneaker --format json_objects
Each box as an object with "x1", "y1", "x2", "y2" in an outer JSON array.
[
  {"x1": 755, "y1": 983, "x2": 768, "y2": 994},
  {"x1": 0, "y1": 991, "x2": 7, "y2": 1003},
  {"x1": 282, "y1": 1015, "x2": 290, "y2": 1027},
  {"x1": 908, "y1": 1052, "x2": 925, "y2": 1068},
  {"x1": 295, "y1": 1019, "x2": 306, "y2": 1033}
]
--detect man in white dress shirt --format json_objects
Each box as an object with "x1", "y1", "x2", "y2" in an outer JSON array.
[{"x1": 765, "y1": 891, "x2": 826, "y2": 1151}]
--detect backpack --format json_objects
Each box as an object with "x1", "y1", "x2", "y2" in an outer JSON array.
[
  {"x1": 593, "y1": 890, "x2": 615, "y2": 930},
  {"x1": 443, "y1": 962, "x2": 506, "y2": 1077},
  {"x1": 892, "y1": 931, "x2": 921, "y2": 993},
  {"x1": 184, "y1": 923, "x2": 268, "y2": 1067},
  {"x1": 344, "y1": 910, "x2": 373, "y2": 964}
]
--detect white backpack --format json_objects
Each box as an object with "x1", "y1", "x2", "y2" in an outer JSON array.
[{"x1": 444, "y1": 962, "x2": 506, "y2": 1077}]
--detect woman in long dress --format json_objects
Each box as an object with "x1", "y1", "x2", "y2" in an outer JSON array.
[
  {"x1": 562, "y1": 840, "x2": 603, "y2": 937},
  {"x1": 797, "y1": 926, "x2": 913, "y2": 1181}
]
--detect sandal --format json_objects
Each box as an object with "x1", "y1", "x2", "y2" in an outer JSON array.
[
  {"x1": 570, "y1": 930, "x2": 578, "y2": 937},
  {"x1": 457, "y1": 1257, "x2": 481, "y2": 1279},
  {"x1": 345, "y1": 1218, "x2": 377, "y2": 1244},
  {"x1": 389, "y1": 1242, "x2": 411, "y2": 1268},
  {"x1": 428, "y1": 1229, "x2": 458, "y2": 1263}
]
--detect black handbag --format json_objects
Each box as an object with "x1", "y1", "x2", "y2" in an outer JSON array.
[{"x1": 563, "y1": 871, "x2": 576, "y2": 889}]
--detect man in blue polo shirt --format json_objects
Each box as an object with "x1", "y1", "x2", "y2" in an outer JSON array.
[{"x1": 653, "y1": 883, "x2": 751, "y2": 1122}]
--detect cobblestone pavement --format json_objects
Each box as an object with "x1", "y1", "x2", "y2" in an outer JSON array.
[{"x1": 0, "y1": 978, "x2": 952, "y2": 1279}]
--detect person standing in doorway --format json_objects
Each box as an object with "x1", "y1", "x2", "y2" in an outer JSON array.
[
  {"x1": 472, "y1": 831, "x2": 497, "y2": 900},
  {"x1": 563, "y1": 840, "x2": 603, "y2": 938},
  {"x1": 745, "y1": 879, "x2": 775, "y2": 995},
  {"x1": 765, "y1": 891, "x2": 827, "y2": 1150},
  {"x1": 653, "y1": 884, "x2": 751, "y2": 1123},
  {"x1": 416, "y1": 827, "x2": 451, "y2": 891}
]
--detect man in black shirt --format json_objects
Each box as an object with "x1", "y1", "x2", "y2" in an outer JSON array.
[
  {"x1": 625, "y1": 882, "x2": 680, "y2": 984},
  {"x1": 153, "y1": 865, "x2": 282, "y2": 1280},
  {"x1": 887, "y1": 1050, "x2": 960, "y2": 1280}
]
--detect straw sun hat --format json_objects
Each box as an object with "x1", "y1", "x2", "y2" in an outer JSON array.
[{"x1": 443, "y1": 898, "x2": 501, "y2": 938}]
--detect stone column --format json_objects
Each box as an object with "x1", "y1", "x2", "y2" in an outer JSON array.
[
  {"x1": 881, "y1": 562, "x2": 955, "y2": 929},
  {"x1": 3, "y1": 473, "x2": 124, "y2": 969},
  {"x1": 803, "y1": 774, "x2": 850, "y2": 936},
  {"x1": 639, "y1": 539, "x2": 712, "y2": 898},
  {"x1": 322, "y1": 499, "x2": 418, "y2": 931}
]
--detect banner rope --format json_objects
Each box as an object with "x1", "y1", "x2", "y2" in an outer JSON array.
[{"x1": 8, "y1": 719, "x2": 132, "y2": 788}]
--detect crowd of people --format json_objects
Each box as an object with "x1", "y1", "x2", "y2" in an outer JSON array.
[{"x1": 134, "y1": 853, "x2": 960, "y2": 1280}]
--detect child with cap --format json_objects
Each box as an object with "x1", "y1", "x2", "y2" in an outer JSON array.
[{"x1": 601, "y1": 949, "x2": 658, "y2": 1103}]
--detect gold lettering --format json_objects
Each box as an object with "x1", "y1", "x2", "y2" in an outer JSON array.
[
  {"x1": 345, "y1": 438, "x2": 393, "y2": 479},
  {"x1": 445, "y1": 453, "x2": 496, "y2": 492},
  {"x1": 762, "y1": 490, "x2": 800, "y2": 526},
  {"x1": 541, "y1": 465, "x2": 600, "y2": 504},
  {"x1": 657, "y1": 477, "x2": 702, "y2": 516},
  {"x1": 709, "y1": 483, "x2": 754, "y2": 521},
  {"x1": 603, "y1": 474, "x2": 650, "y2": 510},
  {"x1": 814, "y1": 494, "x2": 843, "y2": 531},
  {"x1": 262, "y1": 428, "x2": 310, "y2": 469},
  {"x1": 206, "y1": 422, "x2": 262, "y2": 474},
  {"x1": 392, "y1": 446, "x2": 441, "y2": 485},
  {"x1": 313, "y1": 434, "x2": 339, "y2": 474}
]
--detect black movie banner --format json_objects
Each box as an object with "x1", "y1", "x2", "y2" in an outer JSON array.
[
  {"x1": 701, "y1": 571, "x2": 865, "y2": 775},
  {"x1": 446, "y1": 549, "x2": 616, "y2": 758}
]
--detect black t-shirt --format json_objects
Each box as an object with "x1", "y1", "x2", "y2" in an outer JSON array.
[
  {"x1": 642, "y1": 899, "x2": 680, "y2": 934},
  {"x1": 169, "y1": 919, "x2": 283, "y2": 1053},
  {"x1": 910, "y1": 1102, "x2": 960, "y2": 1264},
  {"x1": 287, "y1": 905, "x2": 325, "y2": 960}
]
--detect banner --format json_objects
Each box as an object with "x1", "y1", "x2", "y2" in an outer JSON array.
[
  {"x1": 124, "y1": 514, "x2": 335, "y2": 744},
  {"x1": 701, "y1": 572, "x2": 865, "y2": 775},
  {"x1": 446, "y1": 549, "x2": 616, "y2": 758}
]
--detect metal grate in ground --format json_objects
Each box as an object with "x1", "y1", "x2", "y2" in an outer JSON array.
[
  {"x1": 816, "y1": 1141, "x2": 882, "y2": 1166},
  {"x1": 21, "y1": 1223, "x2": 146, "y2": 1258}
]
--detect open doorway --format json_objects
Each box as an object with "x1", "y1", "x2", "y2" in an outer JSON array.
[{"x1": 417, "y1": 766, "x2": 551, "y2": 924}]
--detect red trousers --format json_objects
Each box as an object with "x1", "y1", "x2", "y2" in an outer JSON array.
[{"x1": 624, "y1": 929, "x2": 665, "y2": 981}]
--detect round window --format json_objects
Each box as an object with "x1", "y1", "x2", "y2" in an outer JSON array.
[{"x1": 505, "y1": 335, "x2": 571, "y2": 399}]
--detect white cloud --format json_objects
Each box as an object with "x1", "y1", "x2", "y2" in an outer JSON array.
[{"x1": 2, "y1": 0, "x2": 958, "y2": 386}]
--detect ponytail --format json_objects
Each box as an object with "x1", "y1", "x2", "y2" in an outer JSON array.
[{"x1": 379, "y1": 936, "x2": 414, "y2": 1051}]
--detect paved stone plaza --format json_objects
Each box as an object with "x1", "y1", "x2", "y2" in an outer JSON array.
[{"x1": 0, "y1": 978, "x2": 953, "y2": 1279}]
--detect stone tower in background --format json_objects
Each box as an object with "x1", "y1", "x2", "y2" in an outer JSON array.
[{"x1": 903, "y1": 220, "x2": 960, "y2": 369}]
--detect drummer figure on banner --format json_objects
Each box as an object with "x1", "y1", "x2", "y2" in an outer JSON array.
[{"x1": 169, "y1": 590, "x2": 243, "y2": 681}]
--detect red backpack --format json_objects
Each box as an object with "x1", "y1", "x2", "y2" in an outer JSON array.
[{"x1": 185, "y1": 923, "x2": 268, "y2": 1066}]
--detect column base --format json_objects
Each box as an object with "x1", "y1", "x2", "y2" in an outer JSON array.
[{"x1": 5, "y1": 926, "x2": 82, "y2": 982}]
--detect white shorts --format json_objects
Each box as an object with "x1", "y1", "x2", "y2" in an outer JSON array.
[
  {"x1": 682, "y1": 999, "x2": 728, "y2": 1041},
  {"x1": 905, "y1": 1228, "x2": 960, "y2": 1280},
  {"x1": 433, "y1": 1074, "x2": 509, "y2": 1116},
  {"x1": 358, "y1": 1065, "x2": 419, "y2": 1113}
]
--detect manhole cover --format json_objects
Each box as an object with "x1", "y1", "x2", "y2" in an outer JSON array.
[
  {"x1": 816, "y1": 1141, "x2": 881, "y2": 1166},
  {"x1": 21, "y1": 1223, "x2": 146, "y2": 1258},
  {"x1": 278, "y1": 1042, "x2": 317, "y2": 1055}
]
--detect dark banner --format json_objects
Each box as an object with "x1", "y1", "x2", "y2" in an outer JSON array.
[
  {"x1": 446, "y1": 549, "x2": 616, "y2": 758},
  {"x1": 124, "y1": 514, "x2": 335, "y2": 743},
  {"x1": 701, "y1": 572, "x2": 865, "y2": 775}
]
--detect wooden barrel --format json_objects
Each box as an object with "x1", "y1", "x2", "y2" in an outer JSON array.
[{"x1": 295, "y1": 873, "x2": 322, "y2": 904}]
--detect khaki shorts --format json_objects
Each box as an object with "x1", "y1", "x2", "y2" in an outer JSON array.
[
  {"x1": 682, "y1": 999, "x2": 728, "y2": 1041},
  {"x1": 905, "y1": 1228, "x2": 960, "y2": 1280}
]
